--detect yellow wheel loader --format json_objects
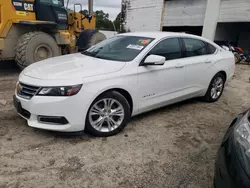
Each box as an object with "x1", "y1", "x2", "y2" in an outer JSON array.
[{"x1": 0, "y1": 0, "x2": 106, "y2": 69}]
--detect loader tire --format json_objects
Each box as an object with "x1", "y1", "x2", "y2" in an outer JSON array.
[
  {"x1": 15, "y1": 31, "x2": 59, "y2": 69},
  {"x1": 87, "y1": 31, "x2": 106, "y2": 47},
  {"x1": 78, "y1": 30, "x2": 106, "y2": 52}
]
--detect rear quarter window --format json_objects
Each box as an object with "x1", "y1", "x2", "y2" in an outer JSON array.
[{"x1": 207, "y1": 43, "x2": 217, "y2": 54}]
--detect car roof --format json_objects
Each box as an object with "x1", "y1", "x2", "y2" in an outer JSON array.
[
  {"x1": 119, "y1": 31, "x2": 216, "y2": 44},
  {"x1": 119, "y1": 31, "x2": 181, "y2": 38}
]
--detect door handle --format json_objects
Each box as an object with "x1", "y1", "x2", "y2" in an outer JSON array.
[
  {"x1": 205, "y1": 60, "x2": 211, "y2": 64},
  {"x1": 175, "y1": 64, "x2": 184, "y2": 68}
]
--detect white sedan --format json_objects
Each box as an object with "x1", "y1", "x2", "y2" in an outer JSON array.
[{"x1": 13, "y1": 32, "x2": 235, "y2": 137}]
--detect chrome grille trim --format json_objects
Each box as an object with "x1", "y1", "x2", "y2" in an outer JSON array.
[
  {"x1": 21, "y1": 89, "x2": 36, "y2": 95},
  {"x1": 17, "y1": 82, "x2": 40, "y2": 99}
]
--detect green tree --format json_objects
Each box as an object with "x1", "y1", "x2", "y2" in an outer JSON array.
[
  {"x1": 79, "y1": 9, "x2": 88, "y2": 15},
  {"x1": 95, "y1": 10, "x2": 114, "y2": 31},
  {"x1": 79, "y1": 9, "x2": 116, "y2": 31},
  {"x1": 113, "y1": 12, "x2": 121, "y2": 32}
]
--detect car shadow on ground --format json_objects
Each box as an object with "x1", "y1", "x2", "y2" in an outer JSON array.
[
  {"x1": 130, "y1": 98, "x2": 201, "y2": 122},
  {"x1": 29, "y1": 97, "x2": 202, "y2": 142},
  {"x1": 0, "y1": 60, "x2": 19, "y2": 70}
]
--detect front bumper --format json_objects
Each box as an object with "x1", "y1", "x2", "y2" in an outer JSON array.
[
  {"x1": 13, "y1": 92, "x2": 89, "y2": 132},
  {"x1": 214, "y1": 112, "x2": 250, "y2": 188}
]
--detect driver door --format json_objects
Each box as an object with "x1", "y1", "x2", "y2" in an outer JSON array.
[{"x1": 137, "y1": 37, "x2": 186, "y2": 113}]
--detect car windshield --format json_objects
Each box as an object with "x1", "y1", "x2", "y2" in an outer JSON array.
[{"x1": 82, "y1": 36, "x2": 154, "y2": 62}]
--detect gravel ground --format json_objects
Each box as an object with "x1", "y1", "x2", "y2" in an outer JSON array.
[{"x1": 0, "y1": 64, "x2": 250, "y2": 188}]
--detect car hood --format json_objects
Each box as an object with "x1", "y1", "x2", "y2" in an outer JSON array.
[{"x1": 23, "y1": 53, "x2": 126, "y2": 80}]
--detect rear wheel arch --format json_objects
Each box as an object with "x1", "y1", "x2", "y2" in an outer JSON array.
[
  {"x1": 217, "y1": 70, "x2": 227, "y2": 81},
  {"x1": 207, "y1": 70, "x2": 227, "y2": 87},
  {"x1": 203, "y1": 71, "x2": 226, "y2": 102}
]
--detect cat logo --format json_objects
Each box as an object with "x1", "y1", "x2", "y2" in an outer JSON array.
[{"x1": 23, "y1": 3, "x2": 34, "y2": 11}]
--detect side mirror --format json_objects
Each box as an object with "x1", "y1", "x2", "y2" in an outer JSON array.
[{"x1": 143, "y1": 55, "x2": 166, "y2": 66}]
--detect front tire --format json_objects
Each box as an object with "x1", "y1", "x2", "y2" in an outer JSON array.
[
  {"x1": 85, "y1": 91, "x2": 131, "y2": 137},
  {"x1": 203, "y1": 73, "x2": 226, "y2": 102},
  {"x1": 15, "y1": 31, "x2": 59, "y2": 69}
]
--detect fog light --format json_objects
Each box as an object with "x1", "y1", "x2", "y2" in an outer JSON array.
[{"x1": 38, "y1": 116, "x2": 68, "y2": 125}]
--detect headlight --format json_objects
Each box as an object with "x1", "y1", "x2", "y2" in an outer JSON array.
[
  {"x1": 235, "y1": 112, "x2": 250, "y2": 156},
  {"x1": 38, "y1": 84, "x2": 82, "y2": 96},
  {"x1": 236, "y1": 123, "x2": 250, "y2": 145}
]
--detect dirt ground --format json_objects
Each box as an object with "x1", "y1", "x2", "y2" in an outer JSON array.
[{"x1": 0, "y1": 64, "x2": 250, "y2": 188}]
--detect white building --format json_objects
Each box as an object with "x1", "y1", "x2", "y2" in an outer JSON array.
[{"x1": 124, "y1": 0, "x2": 250, "y2": 50}]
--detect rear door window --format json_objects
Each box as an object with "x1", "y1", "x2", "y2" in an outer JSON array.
[{"x1": 183, "y1": 38, "x2": 207, "y2": 57}]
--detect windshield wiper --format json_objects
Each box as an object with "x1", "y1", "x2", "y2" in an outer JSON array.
[
  {"x1": 81, "y1": 51, "x2": 96, "y2": 57},
  {"x1": 82, "y1": 47, "x2": 104, "y2": 57},
  {"x1": 95, "y1": 55, "x2": 114, "y2": 61}
]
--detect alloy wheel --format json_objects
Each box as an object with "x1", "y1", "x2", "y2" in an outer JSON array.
[
  {"x1": 89, "y1": 98, "x2": 125, "y2": 133},
  {"x1": 211, "y1": 77, "x2": 224, "y2": 99}
]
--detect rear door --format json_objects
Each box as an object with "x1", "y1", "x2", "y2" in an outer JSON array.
[{"x1": 180, "y1": 37, "x2": 218, "y2": 94}]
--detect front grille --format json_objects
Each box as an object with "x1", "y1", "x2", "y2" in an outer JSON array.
[{"x1": 17, "y1": 83, "x2": 40, "y2": 99}]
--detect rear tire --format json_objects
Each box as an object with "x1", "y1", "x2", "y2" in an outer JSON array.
[
  {"x1": 85, "y1": 91, "x2": 130, "y2": 137},
  {"x1": 203, "y1": 73, "x2": 226, "y2": 103},
  {"x1": 87, "y1": 31, "x2": 106, "y2": 47},
  {"x1": 77, "y1": 30, "x2": 106, "y2": 52},
  {"x1": 15, "y1": 31, "x2": 59, "y2": 69}
]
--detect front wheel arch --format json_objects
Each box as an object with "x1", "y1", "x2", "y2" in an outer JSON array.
[
  {"x1": 85, "y1": 90, "x2": 131, "y2": 137},
  {"x1": 91, "y1": 88, "x2": 133, "y2": 115}
]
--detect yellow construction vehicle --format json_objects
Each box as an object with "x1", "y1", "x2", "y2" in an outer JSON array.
[{"x1": 0, "y1": 0, "x2": 106, "y2": 69}]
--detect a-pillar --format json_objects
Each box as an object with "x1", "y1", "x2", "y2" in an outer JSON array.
[{"x1": 202, "y1": 0, "x2": 222, "y2": 41}]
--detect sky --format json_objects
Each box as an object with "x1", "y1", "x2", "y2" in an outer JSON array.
[{"x1": 65, "y1": 0, "x2": 122, "y2": 20}]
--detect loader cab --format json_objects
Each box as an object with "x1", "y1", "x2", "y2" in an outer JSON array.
[{"x1": 35, "y1": 0, "x2": 68, "y2": 30}]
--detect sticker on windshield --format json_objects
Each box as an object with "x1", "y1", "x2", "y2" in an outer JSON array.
[
  {"x1": 138, "y1": 39, "x2": 151, "y2": 45},
  {"x1": 126, "y1": 44, "x2": 144, "y2": 50}
]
